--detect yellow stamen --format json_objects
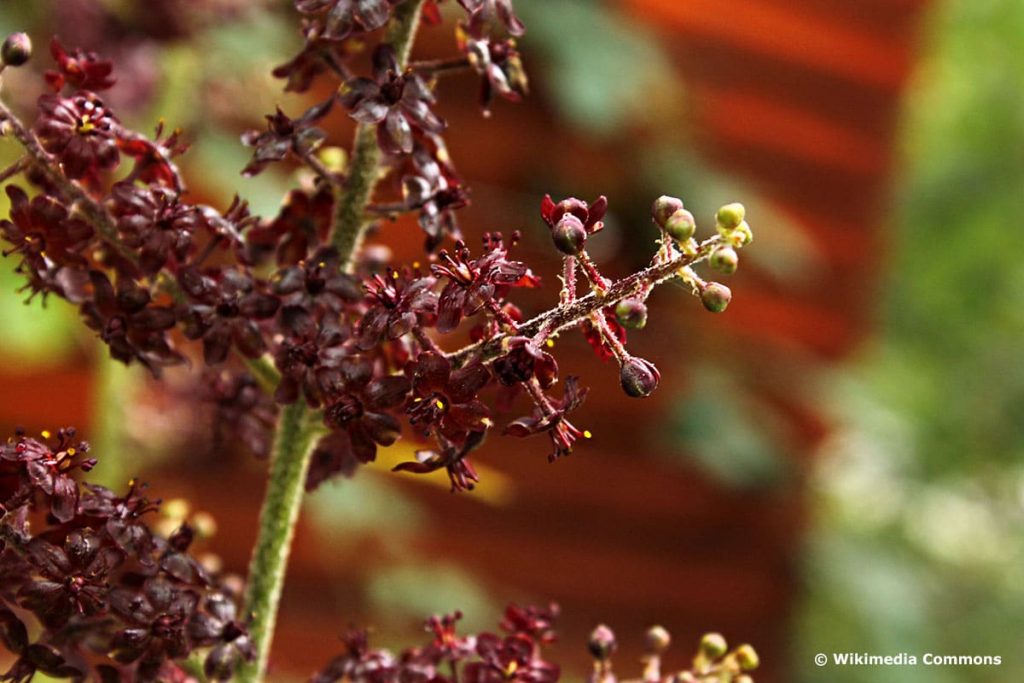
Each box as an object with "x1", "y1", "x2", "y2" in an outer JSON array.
[
  {"x1": 67, "y1": 447, "x2": 76, "y2": 455},
  {"x1": 545, "y1": 339, "x2": 555, "y2": 348},
  {"x1": 435, "y1": 400, "x2": 445, "y2": 410},
  {"x1": 583, "y1": 430, "x2": 593, "y2": 439},
  {"x1": 41, "y1": 429, "x2": 51, "y2": 439}
]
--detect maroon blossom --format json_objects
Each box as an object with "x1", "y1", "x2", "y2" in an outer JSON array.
[
  {"x1": 109, "y1": 182, "x2": 199, "y2": 274},
  {"x1": 241, "y1": 98, "x2": 334, "y2": 176},
  {"x1": 295, "y1": 0, "x2": 402, "y2": 40},
  {"x1": 458, "y1": 0, "x2": 525, "y2": 38},
  {"x1": 357, "y1": 269, "x2": 438, "y2": 350},
  {"x1": 177, "y1": 267, "x2": 280, "y2": 365},
  {"x1": 463, "y1": 633, "x2": 559, "y2": 683},
  {"x1": 405, "y1": 353, "x2": 491, "y2": 443},
  {"x1": 0, "y1": 185, "x2": 93, "y2": 302},
  {"x1": 392, "y1": 430, "x2": 485, "y2": 493},
  {"x1": 34, "y1": 92, "x2": 120, "y2": 180},
  {"x1": 505, "y1": 377, "x2": 590, "y2": 461},
  {"x1": 79, "y1": 271, "x2": 183, "y2": 372},
  {"x1": 340, "y1": 45, "x2": 445, "y2": 155},
  {"x1": 247, "y1": 185, "x2": 334, "y2": 265},
  {"x1": 45, "y1": 37, "x2": 116, "y2": 92},
  {"x1": 432, "y1": 233, "x2": 539, "y2": 333}
]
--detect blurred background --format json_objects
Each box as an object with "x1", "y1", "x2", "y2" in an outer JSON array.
[{"x1": 1, "y1": 0, "x2": 1022, "y2": 681}]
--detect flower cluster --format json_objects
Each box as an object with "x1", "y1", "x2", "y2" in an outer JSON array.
[
  {"x1": 0, "y1": 0, "x2": 765, "y2": 678},
  {"x1": 586, "y1": 624, "x2": 760, "y2": 683},
  {"x1": 0, "y1": 429, "x2": 253, "y2": 681}
]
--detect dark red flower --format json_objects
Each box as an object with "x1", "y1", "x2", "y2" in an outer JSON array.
[
  {"x1": 402, "y1": 136, "x2": 468, "y2": 249},
  {"x1": 272, "y1": 313, "x2": 348, "y2": 406},
  {"x1": 505, "y1": 376, "x2": 589, "y2": 461},
  {"x1": 272, "y1": 246, "x2": 362, "y2": 313},
  {"x1": 178, "y1": 267, "x2": 280, "y2": 365},
  {"x1": 457, "y1": 0, "x2": 525, "y2": 38},
  {"x1": 392, "y1": 430, "x2": 486, "y2": 493},
  {"x1": 463, "y1": 633, "x2": 559, "y2": 683},
  {"x1": 357, "y1": 269, "x2": 437, "y2": 350},
  {"x1": 500, "y1": 604, "x2": 559, "y2": 645},
  {"x1": 1, "y1": 185, "x2": 93, "y2": 302},
  {"x1": 17, "y1": 530, "x2": 120, "y2": 628},
  {"x1": 34, "y1": 92, "x2": 120, "y2": 179},
  {"x1": 241, "y1": 98, "x2": 333, "y2": 176},
  {"x1": 340, "y1": 45, "x2": 445, "y2": 155},
  {"x1": 108, "y1": 578, "x2": 199, "y2": 681},
  {"x1": 432, "y1": 233, "x2": 538, "y2": 333},
  {"x1": 80, "y1": 271, "x2": 184, "y2": 373},
  {"x1": 45, "y1": 38, "x2": 116, "y2": 92},
  {"x1": 406, "y1": 353, "x2": 491, "y2": 442},
  {"x1": 295, "y1": 0, "x2": 402, "y2": 40},
  {"x1": 457, "y1": 32, "x2": 528, "y2": 113},
  {"x1": 109, "y1": 183, "x2": 199, "y2": 274},
  {"x1": 246, "y1": 185, "x2": 334, "y2": 265}
]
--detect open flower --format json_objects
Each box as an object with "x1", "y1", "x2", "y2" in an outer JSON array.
[
  {"x1": 505, "y1": 376, "x2": 589, "y2": 461},
  {"x1": 241, "y1": 98, "x2": 333, "y2": 176},
  {"x1": 295, "y1": 0, "x2": 402, "y2": 40},
  {"x1": 340, "y1": 45, "x2": 444, "y2": 155},
  {"x1": 34, "y1": 92, "x2": 120, "y2": 179},
  {"x1": 406, "y1": 352, "x2": 491, "y2": 442},
  {"x1": 45, "y1": 38, "x2": 115, "y2": 92}
]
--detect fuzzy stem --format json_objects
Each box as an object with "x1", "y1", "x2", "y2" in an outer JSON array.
[
  {"x1": 240, "y1": 4, "x2": 426, "y2": 680},
  {"x1": 237, "y1": 402, "x2": 322, "y2": 683},
  {"x1": 447, "y1": 235, "x2": 725, "y2": 367},
  {"x1": 330, "y1": 0, "x2": 426, "y2": 270}
]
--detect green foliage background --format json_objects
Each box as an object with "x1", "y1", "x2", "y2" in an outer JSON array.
[{"x1": 794, "y1": 0, "x2": 1024, "y2": 680}]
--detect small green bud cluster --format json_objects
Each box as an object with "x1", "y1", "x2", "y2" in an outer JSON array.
[
  {"x1": 587, "y1": 626, "x2": 760, "y2": 683},
  {"x1": 650, "y1": 197, "x2": 754, "y2": 315}
]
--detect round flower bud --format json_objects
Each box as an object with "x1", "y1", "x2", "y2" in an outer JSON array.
[
  {"x1": 644, "y1": 625, "x2": 671, "y2": 654},
  {"x1": 728, "y1": 220, "x2": 753, "y2": 247},
  {"x1": 699, "y1": 632, "x2": 728, "y2": 659},
  {"x1": 552, "y1": 213, "x2": 587, "y2": 256},
  {"x1": 710, "y1": 246, "x2": 738, "y2": 275},
  {"x1": 1, "y1": 32, "x2": 32, "y2": 67},
  {"x1": 588, "y1": 624, "x2": 617, "y2": 661},
  {"x1": 700, "y1": 283, "x2": 731, "y2": 313},
  {"x1": 652, "y1": 195, "x2": 684, "y2": 228},
  {"x1": 619, "y1": 357, "x2": 660, "y2": 398},
  {"x1": 664, "y1": 208, "x2": 696, "y2": 242},
  {"x1": 716, "y1": 202, "x2": 745, "y2": 231},
  {"x1": 615, "y1": 298, "x2": 648, "y2": 329},
  {"x1": 735, "y1": 644, "x2": 760, "y2": 671}
]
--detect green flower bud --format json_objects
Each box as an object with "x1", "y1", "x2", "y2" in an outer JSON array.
[
  {"x1": 1, "y1": 32, "x2": 32, "y2": 67},
  {"x1": 664, "y1": 208, "x2": 696, "y2": 242},
  {"x1": 716, "y1": 202, "x2": 745, "y2": 231},
  {"x1": 700, "y1": 283, "x2": 731, "y2": 313},
  {"x1": 644, "y1": 625, "x2": 671, "y2": 654},
  {"x1": 615, "y1": 298, "x2": 648, "y2": 329},
  {"x1": 652, "y1": 195, "x2": 684, "y2": 228},
  {"x1": 588, "y1": 625, "x2": 617, "y2": 661},
  {"x1": 552, "y1": 214, "x2": 587, "y2": 256},
  {"x1": 735, "y1": 644, "x2": 759, "y2": 671},
  {"x1": 729, "y1": 220, "x2": 753, "y2": 247},
  {"x1": 699, "y1": 632, "x2": 728, "y2": 659},
  {"x1": 710, "y1": 246, "x2": 738, "y2": 275}
]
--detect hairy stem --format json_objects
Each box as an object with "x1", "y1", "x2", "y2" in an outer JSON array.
[
  {"x1": 447, "y1": 235, "x2": 724, "y2": 367},
  {"x1": 237, "y1": 402, "x2": 322, "y2": 683},
  {"x1": 240, "y1": 4, "x2": 426, "y2": 680},
  {"x1": 331, "y1": 0, "x2": 426, "y2": 270}
]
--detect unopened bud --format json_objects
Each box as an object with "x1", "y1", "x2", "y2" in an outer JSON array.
[
  {"x1": 644, "y1": 625, "x2": 671, "y2": 654},
  {"x1": 619, "y1": 357, "x2": 660, "y2": 398},
  {"x1": 735, "y1": 644, "x2": 759, "y2": 671},
  {"x1": 615, "y1": 298, "x2": 648, "y2": 329},
  {"x1": 728, "y1": 220, "x2": 753, "y2": 247},
  {"x1": 710, "y1": 246, "x2": 738, "y2": 275},
  {"x1": 588, "y1": 624, "x2": 617, "y2": 661},
  {"x1": 699, "y1": 632, "x2": 728, "y2": 659},
  {"x1": 652, "y1": 195, "x2": 684, "y2": 228},
  {"x1": 700, "y1": 283, "x2": 731, "y2": 313},
  {"x1": 552, "y1": 213, "x2": 587, "y2": 256},
  {"x1": 1, "y1": 33, "x2": 32, "y2": 67},
  {"x1": 716, "y1": 202, "x2": 745, "y2": 231},
  {"x1": 664, "y1": 209, "x2": 696, "y2": 242}
]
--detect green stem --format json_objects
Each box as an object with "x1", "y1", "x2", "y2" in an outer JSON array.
[
  {"x1": 237, "y1": 402, "x2": 321, "y2": 683},
  {"x1": 239, "y1": 5, "x2": 426, "y2": 679},
  {"x1": 331, "y1": 0, "x2": 426, "y2": 271}
]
